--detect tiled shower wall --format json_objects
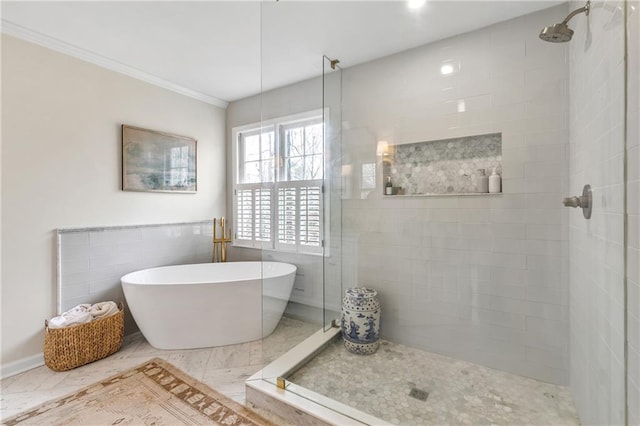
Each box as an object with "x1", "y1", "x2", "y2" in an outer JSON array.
[
  {"x1": 340, "y1": 4, "x2": 570, "y2": 385},
  {"x1": 568, "y1": 0, "x2": 627, "y2": 424},
  {"x1": 57, "y1": 221, "x2": 213, "y2": 334},
  {"x1": 228, "y1": 4, "x2": 571, "y2": 385}
]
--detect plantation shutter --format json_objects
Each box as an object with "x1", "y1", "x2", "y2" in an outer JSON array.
[
  {"x1": 300, "y1": 185, "x2": 322, "y2": 248},
  {"x1": 235, "y1": 185, "x2": 273, "y2": 247},
  {"x1": 235, "y1": 188, "x2": 253, "y2": 244},
  {"x1": 275, "y1": 180, "x2": 323, "y2": 253},
  {"x1": 255, "y1": 188, "x2": 272, "y2": 242},
  {"x1": 278, "y1": 186, "x2": 297, "y2": 246}
]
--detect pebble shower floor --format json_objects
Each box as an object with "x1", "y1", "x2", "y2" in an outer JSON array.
[{"x1": 288, "y1": 338, "x2": 580, "y2": 425}]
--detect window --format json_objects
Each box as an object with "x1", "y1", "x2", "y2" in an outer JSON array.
[{"x1": 233, "y1": 111, "x2": 324, "y2": 254}]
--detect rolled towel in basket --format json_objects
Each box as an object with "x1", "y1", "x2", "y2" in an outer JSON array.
[
  {"x1": 48, "y1": 309, "x2": 92, "y2": 329},
  {"x1": 68, "y1": 303, "x2": 91, "y2": 314},
  {"x1": 89, "y1": 301, "x2": 119, "y2": 319}
]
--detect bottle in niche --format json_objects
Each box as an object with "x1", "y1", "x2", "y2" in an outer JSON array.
[
  {"x1": 489, "y1": 167, "x2": 501, "y2": 193},
  {"x1": 385, "y1": 176, "x2": 393, "y2": 195},
  {"x1": 477, "y1": 169, "x2": 489, "y2": 193}
]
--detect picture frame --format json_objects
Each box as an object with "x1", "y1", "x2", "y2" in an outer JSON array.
[{"x1": 122, "y1": 125, "x2": 197, "y2": 193}]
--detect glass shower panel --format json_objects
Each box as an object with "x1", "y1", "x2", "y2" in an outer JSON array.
[
  {"x1": 256, "y1": 0, "x2": 326, "y2": 385},
  {"x1": 322, "y1": 55, "x2": 343, "y2": 331}
]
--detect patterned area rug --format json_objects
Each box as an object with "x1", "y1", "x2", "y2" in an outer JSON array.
[{"x1": 3, "y1": 358, "x2": 275, "y2": 426}]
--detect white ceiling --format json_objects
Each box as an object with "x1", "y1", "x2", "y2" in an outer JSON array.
[{"x1": 1, "y1": 1, "x2": 564, "y2": 106}]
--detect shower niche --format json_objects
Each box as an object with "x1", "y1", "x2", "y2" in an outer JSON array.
[{"x1": 383, "y1": 132, "x2": 502, "y2": 196}]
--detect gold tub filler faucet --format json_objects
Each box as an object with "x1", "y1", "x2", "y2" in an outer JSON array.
[{"x1": 212, "y1": 217, "x2": 232, "y2": 262}]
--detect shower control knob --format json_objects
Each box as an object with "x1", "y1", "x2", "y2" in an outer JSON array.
[
  {"x1": 562, "y1": 184, "x2": 592, "y2": 219},
  {"x1": 562, "y1": 196, "x2": 582, "y2": 208}
]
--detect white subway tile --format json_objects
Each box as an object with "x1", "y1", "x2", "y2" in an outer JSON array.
[
  {"x1": 503, "y1": 143, "x2": 567, "y2": 163},
  {"x1": 477, "y1": 308, "x2": 526, "y2": 330},
  {"x1": 490, "y1": 209, "x2": 528, "y2": 224},
  {"x1": 60, "y1": 232, "x2": 89, "y2": 246},
  {"x1": 526, "y1": 300, "x2": 564, "y2": 321},
  {"x1": 492, "y1": 238, "x2": 526, "y2": 254},
  {"x1": 89, "y1": 231, "x2": 118, "y2": 247},
  {"x1": 478, "y1": 282, "x2": 526, "y2": 299},
  {"x1": 430, "y1": 209, "x2": 461, "y2": 222},
  {"x1": 527, "y1": 285, "x2": 563, "y2": 304},
  {"x1": 526, "y1": 193, "x2": 565, "y2": 210},
  {"x1": 490, "y1": 102, "x2": 526, "y2": 123},
  {"x1": 526, "y1": 254, "x2": 563, "y2": 272},
  {"x1": 61, "y1": 259, "x2": 89, "y2": 276},
  {"x1": 62, "y1": 283, "x2": 90, "y2": 300},
  {"x1": 525, "y1": 345, "x2": 565, "y2": 369},
  {"x1": 526, "y1": 224, "x2": 564, "y2": 241},
  {"x1": 489, "y1": 266, "x2": 525, "y2": 286},
  {"x1": 458, "y1": 209, "x2": 490, "y2": 223},
  {"x1": 61, "y1": 270, "x2": 90, "y2": 286},
  {"x1": 525, "y1": 319, "x2": 565, "y2": 349},
  {"x1": 524, "y1": 240, "x2": 564, "y2": 257},
  {"x1": 60, "y1": 243, "x2": 90, "y2": 261},
  {"x1": 524, "y1": 209, "x2": 563, "y2": 225},
  {"x1": 501, "y1": 162, "x2": 524, "y2": 179},
  {"x1": 114, "y1": 228, "x2": 143, "y2": 243}
]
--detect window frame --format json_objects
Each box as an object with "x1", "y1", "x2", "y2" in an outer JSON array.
[{"x1": 232, "y1": 109, "x2": 327, "y2": 256}]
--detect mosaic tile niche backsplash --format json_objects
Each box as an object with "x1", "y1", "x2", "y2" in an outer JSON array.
[{"x1": 385, "y1": 133, "x2": 502, "y2": 195}]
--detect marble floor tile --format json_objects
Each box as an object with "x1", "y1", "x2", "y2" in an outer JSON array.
[
  {"x1": 202, "y1": 365, "x2": 263, "y2": 402},
  {"x1": 0, "y1": 316, "x2": 318, "y2": 422},
  {"x1": 164, "y1": 348, "x2": 214, "y2": 381},
  {"x1": 288, "y1": 338, "x2": 581, "y2": 425},
  {"x1": 2, "y1": 316, "x2": 580, "y2": 425}
]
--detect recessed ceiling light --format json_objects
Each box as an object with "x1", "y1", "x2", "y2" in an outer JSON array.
[
  {"x1": 440, "y1": 64, "x2": 455, "y2": 75},
  {"x1": 408, "y1": 0, "x2": 426, "y2": 10}
]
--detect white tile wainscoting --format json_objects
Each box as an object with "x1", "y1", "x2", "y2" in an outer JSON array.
[{"x1": 57, "y1": 221, "x2": 213, "y2": 336}]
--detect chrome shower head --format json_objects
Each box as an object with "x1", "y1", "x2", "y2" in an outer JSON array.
[
  {"x1": 539, "y1": 22, "x2": 574, "y2": 43},
  {"x1": 539, "y1": 1, "x2": 590, "y2": 43}
]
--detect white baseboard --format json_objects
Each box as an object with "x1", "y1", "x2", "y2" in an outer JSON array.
[
  {"x1": 1, "y1": 353, "x2": 45, "y2": 380},
  {"x1": 0, "y1": 331, "x2": 142, "y2": 380}
]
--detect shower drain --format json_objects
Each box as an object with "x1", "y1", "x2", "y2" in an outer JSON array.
[{"x1": 409, "y1": 388, "x2": 429, "y2": 401}]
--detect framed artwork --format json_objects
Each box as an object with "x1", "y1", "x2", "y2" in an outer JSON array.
[{"x1": 122, "y1": 125, "x2": 197, "y2": 193}]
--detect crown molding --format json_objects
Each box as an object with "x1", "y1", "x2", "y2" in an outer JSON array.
[{"x1": 1, "y1": 20, "x2": 229, "y2": 109}]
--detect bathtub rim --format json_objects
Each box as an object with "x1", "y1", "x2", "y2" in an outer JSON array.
[{"x1": 121, "y1": 261, "x2": 296, "y2": 286}]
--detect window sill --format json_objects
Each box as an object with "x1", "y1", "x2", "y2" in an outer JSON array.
[{"x1": 231, "y1": 244, "x2": 327, "y2": 258}]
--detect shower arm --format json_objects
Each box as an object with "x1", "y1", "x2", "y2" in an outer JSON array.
[{"x1": 561, "y1": 1, "x2": 590, "y2": 25}]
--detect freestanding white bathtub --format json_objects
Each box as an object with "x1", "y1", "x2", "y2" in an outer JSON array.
[{"x1": 121, "y1": 261, "x2": 296, "y2": 350}]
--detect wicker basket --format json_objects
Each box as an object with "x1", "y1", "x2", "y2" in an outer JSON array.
[{"x1": 44, "y1": 302, "x2": 124, "y2": 372}]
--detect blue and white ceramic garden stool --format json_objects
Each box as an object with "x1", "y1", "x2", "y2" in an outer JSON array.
[{"x1": 341, "y1": 287, "x2": 381, "y2": 355}]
